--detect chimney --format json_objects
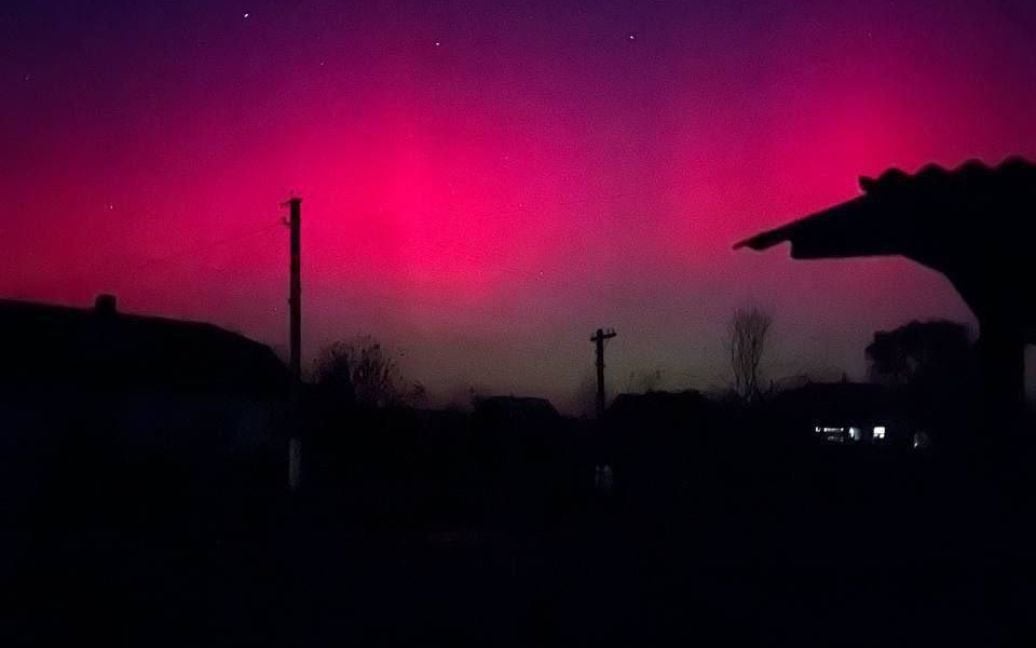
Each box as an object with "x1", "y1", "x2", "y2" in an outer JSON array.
[{"x1": 94, "y1": 294, "x2": 118, "y2": 316}]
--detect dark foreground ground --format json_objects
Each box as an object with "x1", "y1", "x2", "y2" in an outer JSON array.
[{"x1": 4, "y1": 437, "x2": 1036, "y2": 646}]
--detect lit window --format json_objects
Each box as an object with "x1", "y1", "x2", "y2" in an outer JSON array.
[
  {"x1": 873, "y1": 426, "x2": 886, "y2": 440},
  {"x1": 849, "y1": 427, "x2": 861, "y2": 441}
]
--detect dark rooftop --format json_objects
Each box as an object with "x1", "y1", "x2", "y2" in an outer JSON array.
[{"x1": 0, "y1": 295, "x2": 288, "y2": 398}]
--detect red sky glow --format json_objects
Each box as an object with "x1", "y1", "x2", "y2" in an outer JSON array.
[{"x1": 4, "y1": 0, "x2": 1036, "y2": 409}]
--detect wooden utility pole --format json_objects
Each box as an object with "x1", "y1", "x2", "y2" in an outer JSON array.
[
  {"x1": 286, "y1": 197, "x2": 302, "y2": 491},
  {"x1": 287, "y1": 197, "x2": 302, "y2": 382},
  {"x1": 591, "y1": 328, "x2": 616, "y2": 419}
]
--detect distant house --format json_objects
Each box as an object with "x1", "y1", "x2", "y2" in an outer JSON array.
[
  {"x1": 0, "y1": 295, "x2": 291, "y2": 499},
  {"x1": 472, "y1": 396, "x2": 560, "y2": 427},
  {"x1": 607, "y1": 390, "x2": 715, "y2": 431},
  {"x1": 768, "y1": 381, "x2": 908, "y2": 447},
  {"x1": 472, "y1": 396, "x2": 562, "y2": 459},
  {"x1": 604, "y1": 390, "x2": 718, "y2": 494},
  {"x1": 470, "y1": 396, "x2": 569, "y2": 512}
]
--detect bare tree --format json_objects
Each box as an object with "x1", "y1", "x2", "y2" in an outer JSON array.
[
  {"x1": 312, "y1": 340, "x2": 356, "y2": 404},
  {"x1": 313, "y1": 335, "x2": 418, "y2": 408},
  {"x1": 727, "y1": 307, "x2": 773, "y2": 403}
]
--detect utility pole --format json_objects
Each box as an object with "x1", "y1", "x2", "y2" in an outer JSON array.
[
  {"x1": 591, "y1": 328, "x2": 616, "y2": 419},
  {"x1": 285, "y1": 197, "x2": 302, "y2": 491},
  {"x1": 287, "y1": 197, "x2": 302, "y2": 382}
]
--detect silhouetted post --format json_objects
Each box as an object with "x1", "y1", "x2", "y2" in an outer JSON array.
[
  {"x1": 591, "y1": 328, "x2": 616, "y2": 419},
  {"x1": 286, "y1": 197, "x2": 302, "y2": 491},
  {"x1": 288, "y1": 197, "x2": 302, "y2": 381}
]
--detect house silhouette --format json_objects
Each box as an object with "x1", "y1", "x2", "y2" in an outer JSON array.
[{"x1": 0, "y1": 295, "x2": 291, "y2": 506}]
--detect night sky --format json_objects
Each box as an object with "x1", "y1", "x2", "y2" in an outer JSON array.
[{"x1": 4, "y1": 0, "x2": 1036, "y2": 410}]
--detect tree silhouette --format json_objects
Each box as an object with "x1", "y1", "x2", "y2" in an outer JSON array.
[
  {"x1": 866, "y1": 319, "x2": 977, "y2": 442},
  {"x1": 313, "y1": 335, "x2": 421, "y2": 408},
  {"x1": 866, "y1": 320, "x2": 973, "y2": 387},
  {"x1": 727, "y1": 307, "x2": 773, "y2": 403},
  {"x1": 313, "y1": 341, "x2": 356, "y2": 405}
]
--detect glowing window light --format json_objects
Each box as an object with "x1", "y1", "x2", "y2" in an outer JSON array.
[
  {"x1": 873, "y1": 426, "x2": 886, "y2": 440},
  {"x1": 849, "y1": 427, "x2": 861, "y2": 441}
]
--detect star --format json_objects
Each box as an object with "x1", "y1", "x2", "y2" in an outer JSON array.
[
  {"x1": 627, "y1": 32, "x2": 636, "y2": 41},
  {"x1": 434, "y1": 40, "x2": 441, "y2": 47},
  {"x1": 243, "y1": 12, "x2": 250, "y2": 19}
]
